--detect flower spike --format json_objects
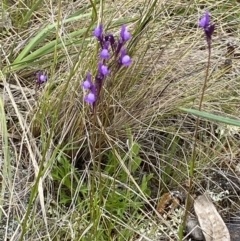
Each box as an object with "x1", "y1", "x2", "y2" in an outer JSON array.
[{"x1": 83, "y1": 24, "x2": 132, "y2": 107}]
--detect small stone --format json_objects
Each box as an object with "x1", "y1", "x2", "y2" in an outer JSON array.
[{"x1": 186, "y1": 217, "x2": 204, "y2": 240}]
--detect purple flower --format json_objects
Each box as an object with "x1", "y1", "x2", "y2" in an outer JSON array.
[
  {"x1": 82, "y1": 72, "x2": 93, "y2": 89},
  {"x1": 122, "y1": 55, "x2": 132, "y2": 66},
  {"x1": 39, "y1": 75, "x2": 47, "y2": 82},
  {"x1": 37, "y1": 71, "x2": 47, "y2": 85},
  {"x1": 82, "y1": 72, "x2": 97, "y2": 105},
  {"x1": 84, "y1": 92, "x2": 96, "y2": 104},
  {"x1": 100, "y1": 49, "x2": 110, "y2": 59},
  {"x1": 100, "y1": 42, "x2": 110, "y2": 59},
  {"x1": 119, "y1": 48, "x2": 132, "y2": 66},
  {"x1": 94, "y1": 24, "x2": 103, "y2": 38},
  {"x1": 98, "y1": 62, "x2": 110, "y2": 76},
  {"x1": 82, "y1": 80, "x2": 91, "y2": 89},
  {"x1": 199, "y1": 11, "x2": 215, "y2": 41},
  {"x1": 120, "y1": 25, "x2": 131, "y2": 42}
]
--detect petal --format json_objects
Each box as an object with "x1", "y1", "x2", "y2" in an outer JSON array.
[
  {"x1": 98, "y1": 63, "x2": 109, "y2": 76},
  {"x1": 122, "y1": 29, "x2": 131, "y2": 42},
  {"x1": 93, "y1": 24, "x2": 103, "y2": 38},
  {"x1": 124, "y1": 31, "x2": 131, "y2": 41},
  {"x1": 82, "y1": 72, "x2": 93, "y2": 89},
  {"x1": 120, "y1": 25, "x2": 126, "y2": 39},
  {"x1": 103, "y1": 41, "x2": 110, "y2": 49},
  {"x1": 100, "y1": 49, "x2": 110, "y2": 59},
  {"x1": 120, "y1": 25, "x2": 131, "y2": 42},
  {"x1": 122, "y1": 55, "x2": 132, "y2": 66},
  {"x1": 101, "y1": 65, "x2": 109, "y2": 75},
  {"x1": 39, "y1": 74, "x2": 47, "y2": 82},
  {"x1": 37, "y1": 71, "x2": 47, "y2": 84},
  {"x1": 85, "y1": 93, "x2": 96, "y2": 104},
  {"x1": 82, "y1": 80, "x2": 91, "y2": 89},
  {"x1": 37, "y1": 71, "x2": 42, "y2": 79},
  {"x1": 199, "y1": 11, "x2": 210, "y2": 28},
  {"x1": 205, "y1": 11, "x2": 210, "y2": 24}
]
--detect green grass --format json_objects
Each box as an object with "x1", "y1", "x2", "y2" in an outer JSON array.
[{"x1": 1, "y1": 0, "x2": 240, "y2": 240}]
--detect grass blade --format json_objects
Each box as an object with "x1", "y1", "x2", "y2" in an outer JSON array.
[
  {"x1": 12, "y1": 12, "x2": 92, "y2": 64},
  {"x1": 180, "y1": 107, "x2": 240, "y2": 127}
]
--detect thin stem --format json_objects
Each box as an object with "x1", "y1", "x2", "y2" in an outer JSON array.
[
  {"x1": 179, "y1": 41, "x2": 211, "y2": 240},
  {"x1": 190, "y1": 42, "x2": 211, "y2": 175},
  {"x1": 198, "y1": 42, "x2": 211, "y2": 111},
  {"x1": 90, "y1": 108, "x2": 98, "y2": 240}
]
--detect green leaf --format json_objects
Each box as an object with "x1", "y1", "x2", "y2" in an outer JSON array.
[
  {"x1": 131, "y1": 156, "x2": 142, "y2": 174},
  {"x1": 16, "y1": 29, "x2": 89, "y2": 64},
  {"x1": 20, "y1": 0, "x2": 44, "y2": 27},
  {"x1": 13, "y1": 12, "x2": 92, "y2": 65},
  {"x1": 132, "y1": 142, "x2": 140, "y2": 156},
  {"x1": 140, "y1": 174, "x2": 153, "y2": 196},
  {"x1": 180, "y1": 107, "x2": 240, "y2": 127}
]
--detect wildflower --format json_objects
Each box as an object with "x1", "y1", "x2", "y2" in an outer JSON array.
[
  {"x1": 39, "y1": 75, "x2": 47, "y2": 83},
  {"x1": 82, "y1": 80, "x2": 91, "y2": 89},
  {"x1": 120, "y1": 25, "x2": 131, "y2": 42},
  {"x1": 100, "y1": 42, "x2": 110, "y2": 59},
  {"x1": 37, "y1": 71, "x2": 47, "y2": 86},
  {"x1": 199, "y1": 11, "x2": 215, "y2": 42},
  {"x1": 84, "y1": 92, "x2": 96, "y2": 104},
  {"x1": 100, "y1": 49, "x2": 110, "y2": 59},
  {"x1": 119, "y1": 48, "x2": 132, "y2": 66},
  {"x1": 94, "y1": 24, "x2": 103, "y2": 39},
  {"x1": 98, "y1": 62, "x2": 110, "y2": 76},
  {"x1": 82, "y1": 72, "x2": 97, "y2": 105},
  {"x1": 82, "y1": 72, "x2": 93, "y2": 89},
  {"x1": 121, "y1": 55, "x2": 132, "y2": 66}
]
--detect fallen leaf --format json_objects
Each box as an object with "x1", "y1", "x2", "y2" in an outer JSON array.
[{"x1": 194, "y1": 194, "x2": 230, "y2": 241}]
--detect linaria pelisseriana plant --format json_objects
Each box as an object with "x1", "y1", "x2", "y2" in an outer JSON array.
[
  {"x1": 82, "y1": 23, "x2": 133, "y2": 238},
  {"x1": 179, "y1": 11, "x2": 215, "y2": 240}
]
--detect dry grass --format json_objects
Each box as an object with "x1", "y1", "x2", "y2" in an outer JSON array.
[{"x1": 1, "y1": 0, "x2": 240, "y2": 240}]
